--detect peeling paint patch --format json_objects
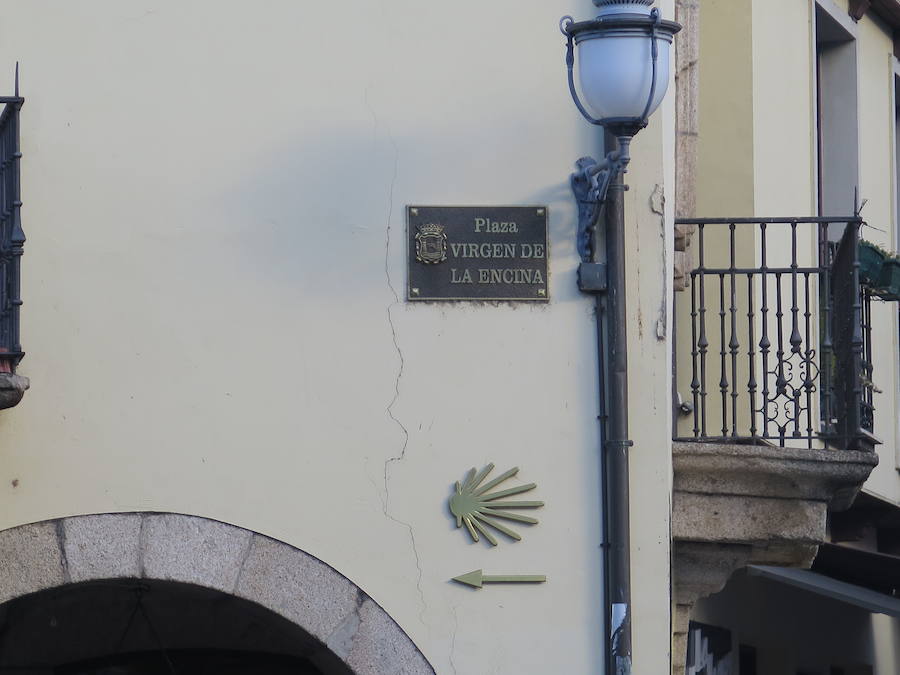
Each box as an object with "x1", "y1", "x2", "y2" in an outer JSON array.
[{"x1": 650, "y1": 184, "x2": 667, "y2": 341}]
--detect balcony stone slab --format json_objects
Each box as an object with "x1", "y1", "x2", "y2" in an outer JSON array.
[
  {"x1": 673, "y1": 441, "x2": 878, "y2": 509},
  {"x1": 670, "y1": 441, "x2": 878, "y2": 675}
]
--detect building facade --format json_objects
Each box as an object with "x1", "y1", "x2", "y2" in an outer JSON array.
[
  {"x1": 1, "y1": 0, "x2": 898, "y2": 673},
  {"x1": 0, "y1": 1, "x2": 675, "y2": 673}
]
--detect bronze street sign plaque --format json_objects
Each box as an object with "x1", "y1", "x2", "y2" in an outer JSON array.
[{"x1": 407, "y1": 206, "x2": 549, "y2": 301}]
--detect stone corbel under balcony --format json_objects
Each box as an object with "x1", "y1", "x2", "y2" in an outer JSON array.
[
  {"x1": 670, "y1": 441, "x2": 878, "y2": 675},
  {"x1": 0, "y1": 372, "x2": 28, "y2": 409}
]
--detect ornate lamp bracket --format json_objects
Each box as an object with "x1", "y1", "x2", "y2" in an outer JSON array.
[{"x1": 571, "y1": 139, "x2": 631, "y2": 263}]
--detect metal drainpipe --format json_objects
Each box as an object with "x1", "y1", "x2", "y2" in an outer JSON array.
[
  {"x1": 594, "y1": 270, "x2": 613, "y2": 674},
  {"x1": 600, "y1": 134, "x2": 633, "y2": 675}
]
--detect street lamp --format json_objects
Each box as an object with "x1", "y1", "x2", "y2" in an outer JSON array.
[
  {"x1": 560, "y1": 0, "x2": 680, "y2": 261},
  {"x1": 559, "y1": 3, "x2": 679, "y2": 674}
]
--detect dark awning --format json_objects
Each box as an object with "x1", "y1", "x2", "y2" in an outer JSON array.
[
  {"x1": 870, "y1": 0, "x2": 900, "y2": 29},
  {"x1": 747, "y1": 565, "x2": 900, "y2": 617}
]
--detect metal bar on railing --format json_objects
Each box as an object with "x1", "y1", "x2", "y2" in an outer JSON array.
[
  {"x1": 759, "y1": 222, "x2": 771, "y2": 440},
  {"x1": 861, "y1": 289, "x2": 874, "y2": 434},
  {"x1": 820, "y1": 223, "x2": 835, "y2": 440},
  {"x1": 690, "y1": 275, "x2": 700, "y2": 439},
  {"x1": 803, "y1": 271, "x2": 814, "y2": 449},
  {"x1": 728, "y1": 222, "x2": 740, "y2": 438},
  {"x1": 718, "y1": 272, "x2": 728, "y2": 438},
  {"x1": 697, "y1": 223, "x2": 708, "y2": 438},
  {"x1": 747, "y1": 272, "x2": 758, "y2": 437},
  {"x1": 789, "y1": 221, "x2": 802, "y2": 441}
]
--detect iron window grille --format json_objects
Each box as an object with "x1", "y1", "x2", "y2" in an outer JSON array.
[
  {"x1": 0, "y1": 84, "x2": 24, "y2": 374},
  {"x1": 675, "y1": 216, "x2": 876, "y2": 452}
]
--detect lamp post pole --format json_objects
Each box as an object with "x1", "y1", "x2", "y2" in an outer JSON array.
[
  {"x1": 603, "y1": 156, "x2": 633, "y2": 674},
  {"x1": 559, "y1": 4, "x2": 679, "y2": 672}
]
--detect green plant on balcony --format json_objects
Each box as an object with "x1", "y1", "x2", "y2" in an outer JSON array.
[{"x1": 859, "y1": 240, "x2": 900, "y2": 300}]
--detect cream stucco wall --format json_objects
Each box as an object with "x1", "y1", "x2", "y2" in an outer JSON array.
[
  {"x1": 752, "y1": 0, "x2": 817, "y2": 217},
  {"x1": 0, "y1": 1, "x2": 677, "y2": 673},
  {"x1": 696, "y1": 0, "x2": 755, "y2": 219}
]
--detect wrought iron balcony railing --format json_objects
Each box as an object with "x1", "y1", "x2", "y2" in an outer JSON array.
[
  {"x1": 0, "y1": 92, "x2": 24, "y2": 374},
  {"x1": 674, "y1": 216, "x2": 876, "y2": 451}
]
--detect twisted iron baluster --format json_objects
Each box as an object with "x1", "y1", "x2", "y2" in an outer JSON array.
[
  {"x1": 719, "y1": 272, "x2": 728, "y2": 438},
  {"x1": 789, "y1": 221, "x2": 803, "y2": 439},
  {"x1": 698, "y1": 223, "x2": 708, "y2": 437},
  {"x1": 747, "y1": 271, "x2": 757, "y2": 438},
  {"x1": 690, "y1": 265, "x2": 700, "y2": 438},
  {"x1": 759, "y1": 222, "x2": 771, "y2": 439},
  {"x1": 861, "y1": 286, "x2": 874, "y2": 432},
  {"x1": 819, "y1": 222, "x2": 834, "y2": 440},
  {"x1": 775, "y1": 270, "x2": 786, "y2": 446},
  {"x1": 728, "y1": 223, "x2": 740, "y2": 437},
  {"x1": 803, "y1": 271, "x2": 814, "y2": 448}
]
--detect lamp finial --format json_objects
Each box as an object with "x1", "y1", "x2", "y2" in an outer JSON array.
[
  {"x1": 593, "y1": 0, "x2": 654, "y2": 5},
  {"x1": 592, "y1": 0, "x2": 654, "y2": 16}
]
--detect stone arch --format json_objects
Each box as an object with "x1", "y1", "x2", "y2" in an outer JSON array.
[{"x1": 0, "y1": 512, "x2": 434, "y2": 675}]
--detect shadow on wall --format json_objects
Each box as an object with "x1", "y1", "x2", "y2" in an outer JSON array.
[{"x1": 216, "y1": 126, "x2": 582, "y2": 300}]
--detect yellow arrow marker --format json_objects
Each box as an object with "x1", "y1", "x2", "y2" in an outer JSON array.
[{"x1": 451, "y1": 569, "x2": 547, "y2": 589}]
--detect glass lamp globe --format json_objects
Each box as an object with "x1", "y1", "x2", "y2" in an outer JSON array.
[{"x1": 570, "y1": 0, "x2": 681, "y2": 128}]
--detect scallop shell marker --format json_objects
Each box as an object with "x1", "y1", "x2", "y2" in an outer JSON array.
[{"x1": 448, "y1": 464, "x2": 544, "y2": 546}]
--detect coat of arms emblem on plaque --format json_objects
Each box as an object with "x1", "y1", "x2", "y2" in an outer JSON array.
[{"x1": 415, "y1": 224, "x2": 448, "y2": 264}]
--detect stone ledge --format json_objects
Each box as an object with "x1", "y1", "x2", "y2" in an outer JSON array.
[{"x1": 673, "y1": 441, "x2": 878, "y2": 510}]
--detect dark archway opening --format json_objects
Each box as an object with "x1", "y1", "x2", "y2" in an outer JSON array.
[{"x1": 0, "y1": 579, "x2": 354, "y2": 675}]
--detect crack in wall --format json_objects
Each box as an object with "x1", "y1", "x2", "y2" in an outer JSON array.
[
  {"x1": 448, "y1": 605, "x2": 459, "y2": 675},
  {"x1": 369, "y1": 95, "x2": 427, "y2": 626}
]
